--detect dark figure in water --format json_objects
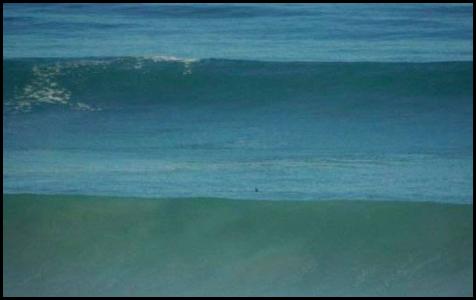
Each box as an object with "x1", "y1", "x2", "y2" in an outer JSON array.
[{"x1": 255, "y1": 188, "x2": 259, "y2": 192}]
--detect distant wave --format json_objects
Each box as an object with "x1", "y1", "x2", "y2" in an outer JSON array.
[{"x1": 3, "y1": 56, "x2": 473, "y2": 113}]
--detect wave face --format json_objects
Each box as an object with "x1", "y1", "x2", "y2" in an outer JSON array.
[
  {"x1": 3, "y1": 58, "x2": 473, "y2": 203},
  {"x1": 3, "y1": 57, "x2": 473, "y2": 112},
  {"x1": 3, "y1": 194, "x2": 473, "y2": 296}
]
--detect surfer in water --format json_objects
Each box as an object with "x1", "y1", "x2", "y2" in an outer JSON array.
[{"x1": 255, "y1": 187, "x2": 259, "y2": 192}]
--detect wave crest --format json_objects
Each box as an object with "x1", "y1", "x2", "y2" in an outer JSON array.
[{"x1": 3, "y1": 57, "x2": 472, "y2": 114}]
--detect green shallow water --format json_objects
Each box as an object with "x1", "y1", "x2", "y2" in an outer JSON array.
[{"x1": 3, "y1": 194, "x2": 473, "y2": 296}]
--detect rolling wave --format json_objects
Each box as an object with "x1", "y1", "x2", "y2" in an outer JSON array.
[
  {"x1": 3, "y1": 56, "x2": 473, "y2": 202},
  {"x1": 3, "y1": 57, "x2": 473, "y2": 113}
]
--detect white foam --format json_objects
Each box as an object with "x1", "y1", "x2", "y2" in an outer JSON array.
[
  {"x1": 73, "y1": 102, "x2": 102, "y2": 112},
  {"x1": 16, "y1": 65, "x2": 69, "y2": 105},
  {"x1": 144, "y1": 54, "x2": 198, "y2": 64},
  {"x1": 10, "y1": 63, "x2": 102, "y2": 113},
  {"x1": 142, "y1": 54, "x2": 198, "y2": 76}
]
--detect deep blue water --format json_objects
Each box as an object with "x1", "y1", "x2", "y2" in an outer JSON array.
[
  {"x1": 3, "y1": 4, "x2": 473, "y2": 203},
  {"x1": 4, "y1": 3, "x2": 473, "y2": 61}
]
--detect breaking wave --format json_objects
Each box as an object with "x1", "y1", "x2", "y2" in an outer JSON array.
[{"x1": 3, "y1": 56, "x2": 472, "y2": 114}]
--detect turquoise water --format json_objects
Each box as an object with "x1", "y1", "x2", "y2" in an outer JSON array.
[{"x1": 3, "y1": 194, "x2": 473, "y2": 296}]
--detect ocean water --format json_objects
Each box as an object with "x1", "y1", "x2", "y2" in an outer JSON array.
[
  {"x1": 3, "y1": 3, "x2": 473, "y2": 61},
  {"x1": 3, "y1": 194, "x2": 473, "y2": 296},
  {"x1": 3, "y1": 4, "x2": 474, "y2": 203},
  {"x1": 3, "y1": 4, "x2": 474, "y2": 297}
]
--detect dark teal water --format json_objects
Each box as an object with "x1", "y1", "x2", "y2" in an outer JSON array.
[{"x1": 3, "y1": 58, "x2": 473, "y2": 203}]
